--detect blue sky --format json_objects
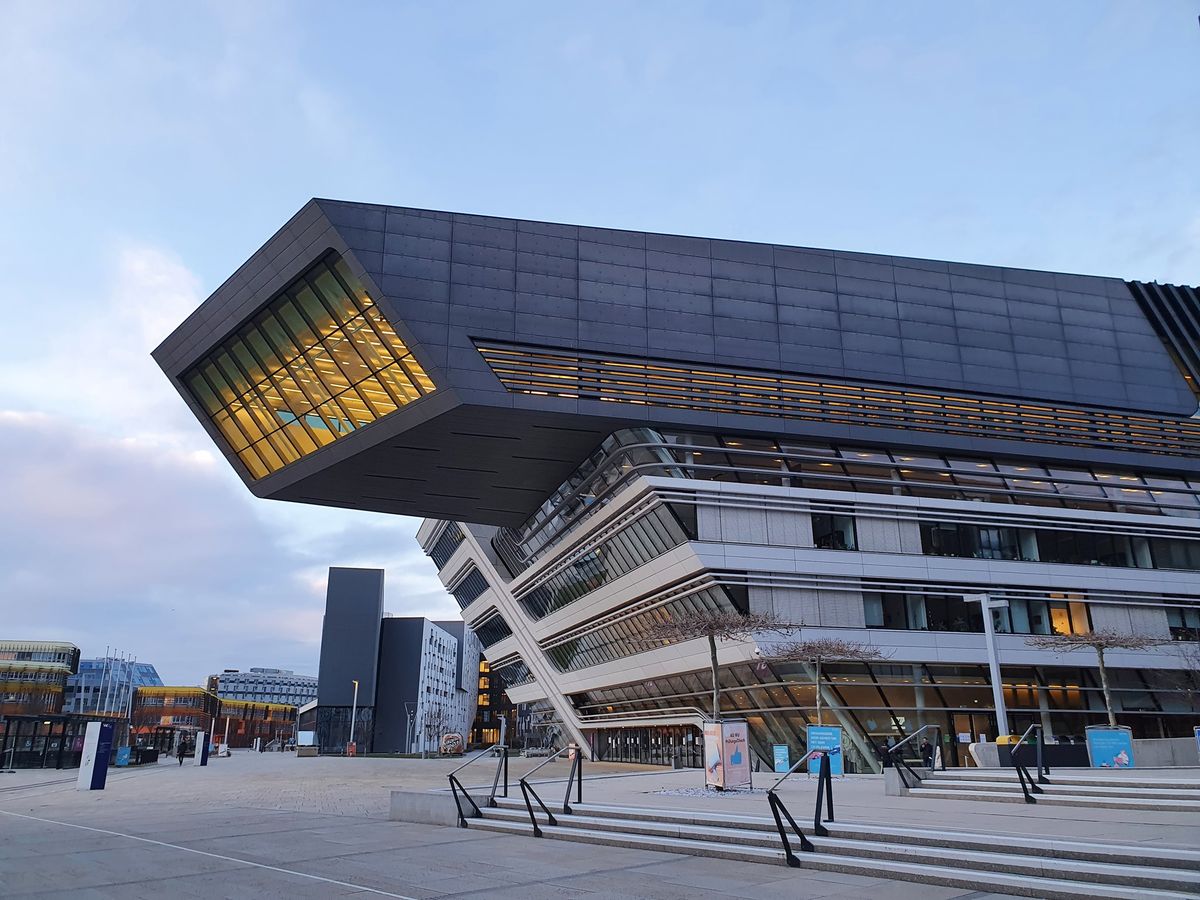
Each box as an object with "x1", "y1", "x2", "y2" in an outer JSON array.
[{"x1": 1, "y1": 2, "x2": 1196, "y2": 684}]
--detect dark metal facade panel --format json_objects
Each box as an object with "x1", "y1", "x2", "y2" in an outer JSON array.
[
  {"x1": 152, "y1": 199, "x2": 1200, "y2": 525},
  {"x1": 317, "y1": 568, "x2": 384, "y2": 708}
]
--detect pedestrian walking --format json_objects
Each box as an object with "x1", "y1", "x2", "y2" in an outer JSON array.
[
  {"x1": 920, "y1": 738, "x2": 934, "y2": 769},
  {"x1": 176, "y1": 739, "x2": 186, "y2": 766}
]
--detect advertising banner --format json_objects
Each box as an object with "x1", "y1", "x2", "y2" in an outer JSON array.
[
  {"x1": 722, "y1": 721, "x2": 751, "y2": 788},
  {"x1": 806, "y1": 725, "x2": 844, "y2": 776},
  {"x1": 703, "y1": 722, "x2": 723, "y2": 788},
  {"x1": 115, "y1": 746, "x2": 131, "y2": 767},
  {"x1": 1085, "y1": 725, "x2": 1135, "y2": 768},
  {"x1": 703, "y1": 721, "x2": 752, "y2": 789},
  {"x1": 76, "y1": 721, "x2": 114, "y2": 791},
  {"x1": 1194, "y1": 726, "x2": 1200, "y2": 761},
  {"x1": 773, "y1": 744, "x2": 790, "y2": 774}
]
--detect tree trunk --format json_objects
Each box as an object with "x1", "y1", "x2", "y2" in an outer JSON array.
[
  {"x1": 708, "y1": 633, "x2": 720, "y2": 721},
  {"x1": 815, "y1": 656, "x2": 822, "y2": 725},
  {"x1": 1096, "y1": 646, "x2": 1117, "y2": 727}
]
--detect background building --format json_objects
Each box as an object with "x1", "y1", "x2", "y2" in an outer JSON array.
[
  {"x1": 0, "y1": 640, "x2": 80, "y2": 716},
  {"x1": 308, "y1": 567, "x2": 481, "y2": 754},
  {"x1": 156, "y1": 200, "x2": 1200, "y2": 770},
  {"x1": 207, "y1": 667, "x2": 317, "y2": 706},
  {"x1": 214, "y1": 698, "x2": 298, "y2": 748},
  {"x1": 130, "y1": 685, "x2": 220, "y2": 740},
  {"x1": 65, "y1": 657, "x2": 162, "y2": 715}
]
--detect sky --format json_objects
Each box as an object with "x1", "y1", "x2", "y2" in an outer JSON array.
[{"x1": 0, "y1": 2, "x2": 1197, "y2": 685}]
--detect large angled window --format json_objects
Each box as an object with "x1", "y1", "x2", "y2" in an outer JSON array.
[{"x1": 183, "y1": 253, "x2": 434, "y2": 478}]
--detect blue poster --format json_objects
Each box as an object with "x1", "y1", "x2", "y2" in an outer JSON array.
[
  {"x1": 115, "y1": 747, "x2": 131, "y2": 767},
  {"x1": 1194, "y1": 726, "x2": 1199, "y2": 760},
  {"x1": 773, "y1": 744, "x2": 790, "y2": 774},
  {"x1": 1085, "y1": 725, "x2": 1135, "y2": 768},
  {"x1": 806, "y1": 725, "x2": 844, "y2": 776}
]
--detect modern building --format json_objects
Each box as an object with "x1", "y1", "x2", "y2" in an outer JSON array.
[
  {"x1": 0, "y1": 641, "x2": 81, "y2": 716},
  {"x1": 308, "y1": 567, "x2": 480, "y2": 754},
  {"x1": 64, "y1": 657, "x2": 163, "y2": 715},
  {"x1": 155, "y1": 200, "x2": 1200, "y2": 770},
  {"x1": 130, "y1": 685, "x2": 221, "y2": 739},
  {"x1": 206, "y1": 667, "x2": 317, "y2": 706},
  {"x1": 470, "y1": 658, "x2": 528, "y2": 748},
  {"x1": 213, "y1": 698, "x2": 298, "y2": 748}
]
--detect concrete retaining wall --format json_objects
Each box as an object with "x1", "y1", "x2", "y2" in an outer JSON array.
[
  {"x1": 389, "y1": 790, "x2": 463, "y2": 827},
  {"x1": 969, "y1": 736, "x2": 1199, "y2": 768}
]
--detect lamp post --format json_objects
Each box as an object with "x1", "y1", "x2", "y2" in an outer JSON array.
[
  {"x1": 966, "y1": 593, "x2": 1011, "y2": 738},
  {"x1": 349, "y1": 679, "x2": 359, "y2": 754}
]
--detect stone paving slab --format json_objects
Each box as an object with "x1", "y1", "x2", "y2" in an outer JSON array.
[{"x1": 0, "y1": 751, "x2": 1161, "y2": 899}]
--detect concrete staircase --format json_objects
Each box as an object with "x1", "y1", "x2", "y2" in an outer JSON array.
[
  {"x1": 906, "y1": 768, "x2": 1200, "y2": 812},
  {"x1": 467, "y1": 796, "x2": 1200, "y2": 899}
]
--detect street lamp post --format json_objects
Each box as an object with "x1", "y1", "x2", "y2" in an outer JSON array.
[
  {"x1": 966, "y1": 593, "x2": 1012, "y2": 738},
  {"x1": 349, "y1": 679, "x2": 359, "y2": 754}
]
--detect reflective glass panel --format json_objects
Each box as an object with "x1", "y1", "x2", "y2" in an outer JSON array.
[{"x1": 183, "y1": 253, "x2": 434, "y2": 478}]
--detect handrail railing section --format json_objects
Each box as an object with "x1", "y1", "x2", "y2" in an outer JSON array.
[
  {"x1": 766, "y1": 747, "x2": 836, "y2": 865},
  {"x1": 886, "y1": 724, "x2": 944, "y2": 789},
  {"x1": 446, "y1": 742, "x2": 509, "y2": 828},
  {"x1": 1009, "y1": 724, "x2": 1050, "y2": 804},
  {"x1": 517, "y1": 744, "x2": 584, "y2": 837}
]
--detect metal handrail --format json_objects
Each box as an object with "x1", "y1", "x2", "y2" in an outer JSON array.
[
  {"x1": 517, "y1": 745, "x2": 584, "y2": 837},
  {"x1": 886, "y1": 724, "x2": 942, "y2": 790},
  {"x1": 766, "y1": 750, "x2": 836, "y2": 865},
  {"x1": 767, "y1": 748, "x2": 823, "y2": 793},
  {"x1": 446, "y1": 743, "x2": 509, "y2": 827},
  {"x1": 1008, "y1": 724, "x2": 1048, "y2": 803},
  {"x1": 447, "y1": 742, "x2": 505, "y2": 778},
  {"x1": 1011, "y1": 723, "x2": 1050, "y2": 783},
  {"x1": 576, "y1": 705, "x2": 713, "y2": 724}
]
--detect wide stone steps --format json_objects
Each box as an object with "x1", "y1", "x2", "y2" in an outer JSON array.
[
  {"x1": 909, "y1": 771, "x2": 1200, "y2": 811},
  {"x1": 468, "y1": 801, "x2": 1200, "y2": 900},
  {"x1": 465, "y1": 797, "x2": 1200, "y2": 899}
]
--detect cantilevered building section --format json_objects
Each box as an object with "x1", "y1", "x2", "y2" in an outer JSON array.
[{"x1": 156, "y1": 200, "x2": 1200, "y2": 771}]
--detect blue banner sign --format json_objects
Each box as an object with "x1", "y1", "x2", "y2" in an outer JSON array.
[
  {"x1": 1085, "y1": 725, "x2": 1135, "y2": 769},
  {"x1": 115, "y1": 746, "x2": 131, "y2": 767},
  {"x1": 806, "y1": 725, "x2": 844, "y2": 775},
  {"x1": 773, "y1": 744, "x2": 790, "y2": 774}
]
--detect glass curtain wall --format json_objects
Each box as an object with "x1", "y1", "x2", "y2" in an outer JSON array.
[{"x1": 184, "y1": 253, "x2": 434, "y2": 478}]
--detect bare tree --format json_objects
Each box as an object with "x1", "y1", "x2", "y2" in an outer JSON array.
[
  {"x1": 642, "y1": 610, "x2": 798, "y2": 720},
  {"x1": 772, "y1": 638, "x2": 890, "y2": 725},
  {"x1": 420, "y1": 704, "x2": 451, "y2": 755},
  {"x1": 1026, "y1": 629, "x2": 1170, "y2": 726},
  {"x1": 1170, "y1": 638, "x2": 1200, "y2": 714}
]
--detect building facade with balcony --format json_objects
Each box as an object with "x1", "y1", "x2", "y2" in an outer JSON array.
[{"x1": 155, "y1": 200, "x2": 1200, "y2": 770}]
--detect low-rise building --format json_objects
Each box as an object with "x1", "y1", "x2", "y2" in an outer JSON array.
[
  {"x1": 64, "y1": 658, "x2": 163, "y2": 715},
  {"x1": 206, "y1": 667, "x2": 317, "y2": 706},
  {"x1": 0, "y1": 640, "x2": 80, "y2": 716},
  {"x1": 131, "y1": 686, "x2": 220, "y2": 739}
]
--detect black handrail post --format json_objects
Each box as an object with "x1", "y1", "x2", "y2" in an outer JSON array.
[
  {"x1": 519, "y1": 780, "x2": 544, "y2": 837},
  {"x1": 563, "y1": 751, "x2": 579, "y2": 814},
  {"x1": 1035, "y1": 730, "x2": 1049, "y2": 784},
  {"x1": 576, "y1": 747, "x2": 583, "y2": 805},
  {"x1": 768, "y1": 790, "x2": 815, "y2": 864},
  {"x1": 823, "y1": 752, "x2": 834, "y2": 824},
  {"x1": 448, "y1": 774, "x2": 482, "y2": 827},
  {"x1": 812, "y1": 753, "x2": 831, "y2": 837},
  {"x1": 503, "y1": 747, "x2": 509, "y2": 797}
]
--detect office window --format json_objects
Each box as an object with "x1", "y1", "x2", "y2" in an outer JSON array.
[
  {"x1": 183, "y1": 253, "x2": 434, "y2": 479},
  {"x1": 812, "y1": 513, "x2": 856, "y2": 550}
]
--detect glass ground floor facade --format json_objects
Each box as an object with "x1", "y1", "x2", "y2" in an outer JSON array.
[{"x1": 572, "y1": 660, "x2": 1199, "y2": 772}]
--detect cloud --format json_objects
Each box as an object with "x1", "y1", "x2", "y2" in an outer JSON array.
[{"x1": 0, "y1": 242, "x2": 448, "y2": 683}]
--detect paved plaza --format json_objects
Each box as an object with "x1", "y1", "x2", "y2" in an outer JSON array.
[{"x1": 2, "y1": 753, "x2": 1197, "y2": 899}]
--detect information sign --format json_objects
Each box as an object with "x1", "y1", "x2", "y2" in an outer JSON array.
[
  {"x1": 806, "y1": 725, "x2": 844, "y2": 776},
  {"x1": 115, "y1": 746, "x2": 131, "y2": 767},
  {"x1": 773, "y1": 744, "x2": 790, "y2": 774},
  {"x1": 1085, "y1": 725, "x2": 1135, "y2": 768}
]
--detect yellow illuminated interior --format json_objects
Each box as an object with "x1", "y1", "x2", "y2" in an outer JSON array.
[{"x1": 185, "y1": 254, "x2": 434, "y2": 478}]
